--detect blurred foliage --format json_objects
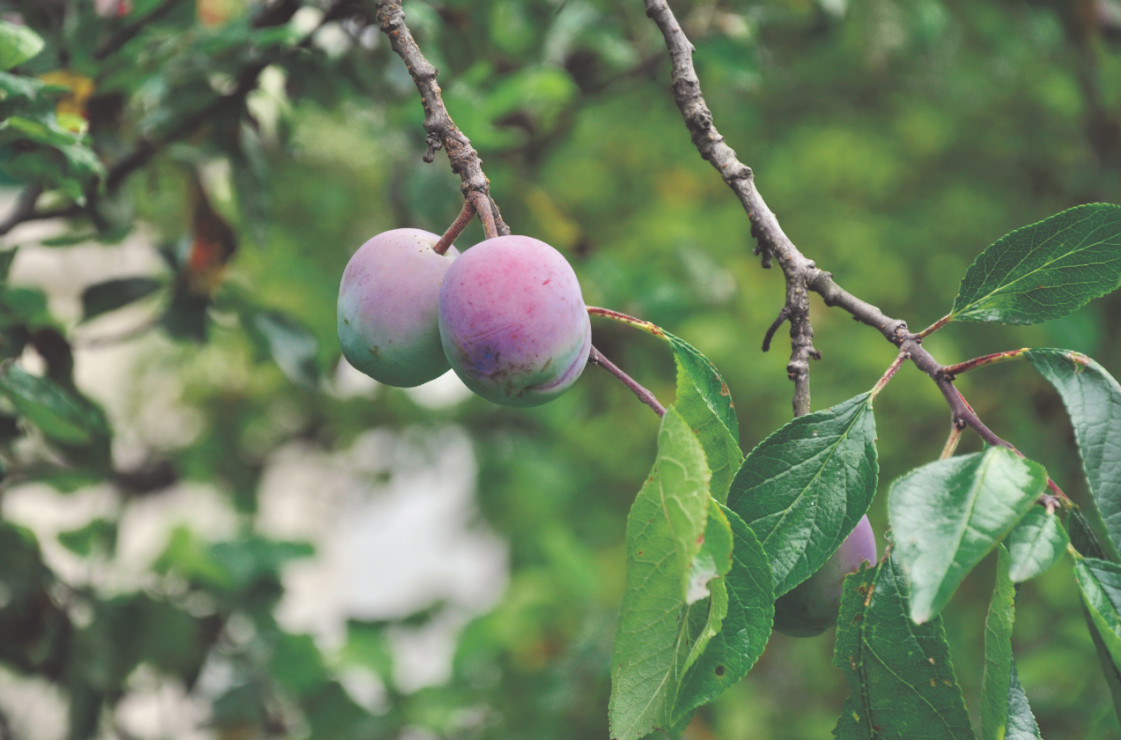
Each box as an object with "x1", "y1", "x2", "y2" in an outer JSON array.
[{"x1": 0, "y1": 0, "x2": 1120, "y2": 738}]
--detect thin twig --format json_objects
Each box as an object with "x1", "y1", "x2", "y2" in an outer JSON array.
[
  {"x1": 940, "y1": 426, "x2": 962, "y2": 460},
  {"x1": 761, "y1": 306, "x2": 789, "y2": 352},
  {"x1": 916, "y1": 314, "x2": 953, "y2": 339},
  {"x1": 589, "y1": 346, "x2": 666, "y2": 418},
  {"x1": 870, "y1": 351, "x2": 907, "y2": 399},
  {"x1": 940, "y1": 348, "x2": 1029, "y2": 378},
  {"x1": 374, "y1": 0, "x2": 510, "y2": 237},
  {"x1": 433, "y1": 198, "x2": 476, "y2": 255}
]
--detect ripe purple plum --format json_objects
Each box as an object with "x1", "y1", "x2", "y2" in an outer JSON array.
[
  {"x1": 337, "y1": 228, "x2": 459, "y2": 387},
  {"x1": 438, "y1": 235, "x2": 592, "y2": 407},
  {"x1": 773, "y1": 515, "x2": 877, "y2": 637}
]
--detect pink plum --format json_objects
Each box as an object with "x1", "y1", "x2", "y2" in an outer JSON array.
[
  {"x1": 437, "y1": 235, "x2": 592, "y2": 407},
  {"x1": 773, "y1": 515, "x2": 877, "y2": 637},
  {"x1": 337, "y1": 228, "x2": 459, "y2": 387}
]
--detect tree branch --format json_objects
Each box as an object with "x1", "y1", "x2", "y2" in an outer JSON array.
[
  {"x1": 645, "y1": 0, "x2": 1073, "y2": 508},
  {"x1": 373, "y1": 0, "x2": 509, "y2": 237},
  {"x1": 643, "y1": 0, "x2": 818, "y2": 416}
]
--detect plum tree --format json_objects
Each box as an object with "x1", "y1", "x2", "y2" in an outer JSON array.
[
  {"x1": 438, "y1": 235, "x2": 592, "y2": 407},
  {"x1": 772, "y1": 515, "x2": 877, "y2": 637},
  {"x1": 337, "y1": 228, "x2": 459, "y2": 387}
]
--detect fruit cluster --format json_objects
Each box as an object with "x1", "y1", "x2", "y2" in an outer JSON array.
[
  {"x1": 338, "y1": 227, "x2": 874, "y2": 637},
  {"x1": 337, "y1": 229, "x2": 592, "y2": 407}
]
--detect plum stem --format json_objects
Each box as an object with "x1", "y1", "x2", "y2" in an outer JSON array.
[
  {"x1": 472, "y1": 191, "x2": 499, "y2": 239},
  {"x1": 589, "y1": 345, "x2": 666, "y2": 418},
  {"x1": 434, "y1": 198, "x2": 476, "y2": 255}
]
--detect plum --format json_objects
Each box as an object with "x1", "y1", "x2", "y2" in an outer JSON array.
[
  {"x1": 773, "y1": 514, "x2": 877, "y2": 637},
  {"x1": 337, "y1": 228, "x2": 459, "y2": 387},
  {"x1": 438, "y1": 235, "x2": 592, "y2": 407}
]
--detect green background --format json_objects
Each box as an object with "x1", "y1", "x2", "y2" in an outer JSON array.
[{"x1": 1, "y1": 0, "x2": 1120, "y2": 737}]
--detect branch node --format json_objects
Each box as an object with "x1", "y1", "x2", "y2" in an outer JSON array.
[{"x1": 423, "y1": 133, "x2": 443, "y2": 163}]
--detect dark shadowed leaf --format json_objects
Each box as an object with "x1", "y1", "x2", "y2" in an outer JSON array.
[
  {"x1": 246, "y1": 309, "x2": 321, "y2": 388},
  {"x1": 888, "y1": 447, "x2": 1047, "y2": 623},
  {"x1": 0, "y1": 365, "x2": 109, "y2": 445},
  {"x1": 0, "y1": 247, "x2": 16, "y2": 281},
  {"x1": 80, "y1": 277, "x2": 164, "y2": 322},
  {"x1": 1005, "y1": 662, "x2": 1043, "y2": 740},
  {"x1": 609, "y1": 408, "x2": 711, "y2": 740},
  {"x1": 1075, "y1": 556, "x2": 1121, "y2": 672},
  {"x1": 727, "y1": 393, "x2": 877, "y2": 596},
  {"x1": 951, "y1": 204, "x2": 1121, "y2": 324},
  {"x1": 1028, "y1": 349, "x2": 1121, "y2": 556},
  {"x1": 833, "y1": 555, "x2": 974, "y2": 739},
  {"x1": 1069, "y1": 507, "x2": 1117, "y2": 561},
  {"x1": 1075, "y1": 555, "x2": 1121, "y2": 726},
  {"x1": 1006, "y1": 505, "x2": 1069, "y2": 582},
  {"x1": 58, "y1": 518, "x2": 117, "y2": 558}
]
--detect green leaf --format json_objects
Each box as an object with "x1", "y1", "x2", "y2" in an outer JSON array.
[
  {"x1": 668, "y1": 500, "x2": 735, "y2": 736},
  {"x1": 58, "y1": 518, "x2": 117, "y2": 558},
  {"x1": 981, "y1": 545, "x2": 1035, "y2": 740},
  {"x1": 1006, "y1": 505, "x2": 1069, "y2": 582},
  {"x1": 1074, "y1": 556, "x2": 1121, "y2": 673},
  {"x1": 1069, "y1": 507, "x2": 1119, "y2": 561},
  {"x1": 1005, "y1": 662, "x2": 1044, "y2": 740},
  {"x1": 341, "y1": 620, "x2": 395, "y2": 685},
  {"x1": 833, "y1": 555, "x2": 974, "y2": 739},
  {"x1": 664, "y1": 331, "x2": 738, "y2": 443},
  {"x1": 0, "y1": 22, "x2": 45, "y2": 70},
  {"x1": 727, "y1": 392, "x2": 877, "y2": 596},
  {"x1": 1074, "y1": 554, "x2": 1121, "y2": 726},
  {"x1": 672, "y1": 504, "x2": 773, "y2": 730},
  {"x1": 209, "y1": 537, "x2": 316, "y2": 592},
  {"x1": 0, "y1": 247, "x2": 16, "y2": 281},
  {"x1": 608, "y1": 407, "x2": 711, "y2": 740},
  {"x1": 0, "y1": 366, "x2": 110, "y2": 445},
  {"x1": 269, "y1": 632, "x2": 328, "y2": 698},
  {"x1": 950, "y1": 203, "x2": 1121, "y2": 324},
  {"x1": 81, "y1": 277, "x2": 164, "y2": 322},
  {"x1": 1027, "y1": 348, "x2": 1121, "y2": 555},
  {"x1": 665, "y1": 330, "x2": 741, "y2": 501},
  {"x1": 888, "y1": 447, "x2": 1047, "y2": 623},
  {"x1": 1082, "y1": 598, "x2": 1121, "y2": 727}
]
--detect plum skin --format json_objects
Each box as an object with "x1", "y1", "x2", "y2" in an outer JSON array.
[
  {"x1": 337, "y1": 228, "x2": 459, "y2": 387},
  {"x1": 772, "y1": 515, "x2": 877, "y2": 637},
  {"x1": 438, "y1": 235, "x2": 592, "y2": 407}
]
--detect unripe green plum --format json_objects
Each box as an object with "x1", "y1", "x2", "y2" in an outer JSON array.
[
  {"x1": 438, "y1": 235, "x2": 592, "y2": 407},
  {"x1": 773, "y1": 515, "x2": 877, "y2": 637},
  {"x1": 337, "y1": 228, "x2": 459, "y2": 387}
]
